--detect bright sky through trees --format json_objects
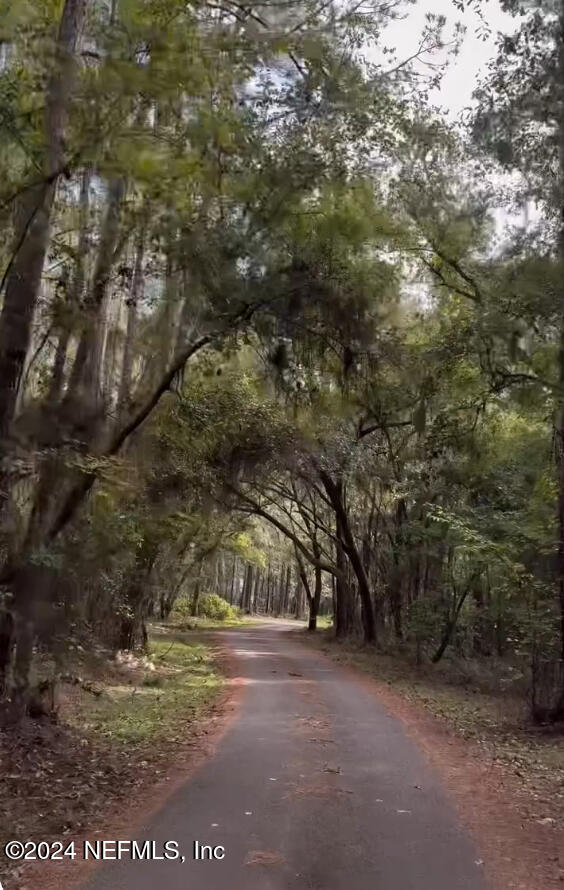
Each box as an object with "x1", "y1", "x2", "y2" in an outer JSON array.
[{"x1": 382, "y1": 0, "x2": 517, "y2": 118}]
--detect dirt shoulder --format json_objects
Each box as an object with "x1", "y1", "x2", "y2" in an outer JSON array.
[
  {"x1": 299, "y1": 630, "x2": 564, "y2": 890},
  {"x1": 0, "y1": 627, "x2": 243, "y2": 890}
]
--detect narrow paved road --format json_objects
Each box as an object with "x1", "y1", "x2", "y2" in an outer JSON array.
[{"x1": 86, "y1": 621, "x2": 491, "y2": 890}]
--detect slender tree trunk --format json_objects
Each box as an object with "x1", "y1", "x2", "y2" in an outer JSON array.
[
  {"x1": 281, "y1": 564, "x2": 291, "y2": 615},
  {"x1": 320, "y1": 471, "x2": 376, "y2": 643},
  {"x1": 251, "y1": 568, "x2": 261, "y2": 613},
  {"x1": 119, "y1": 540, "x2": 158, "y2": 648},
  {"x1": 294, "y1": 547, "x2": 316, "y2": 629},
  {"x1": 294, "y1": 575, "x2": 302, "y2": 619},
  {"x1": 0, "y1": 565, "x2": 40, "y2": 718},
  {"x1": 10, "y1": 617, "x2": 35, "y2": 715},
  {"x1": 389, "y1": 571, "x2": 404, "y2": 641},
  {"x1": 49, "y1": 170, "x2": 91, "y2": 404},
  {"x1": 67, "y1": 176, "x2": 126, "y2": 413},
  {"x1": 244, "y1": 565, "x2": 254, "y2": 614},
  {"x1": 335, "y1": 520, "x2": 350, "y2": 638},
  {"x1": 552, "y1": 0, "x2": 564, "y2": 719},
  {"x1": 118, "y1": 229, "x2": 145, "y2": 419},
  {"x1": 390, "y1": 499, "x2": 406, "y2": 640},
  {"x1": 0, "y1": 610, "x2": 14, "y2": 694},
  {"x1": 239, "y1": 565, "x2": 248, "y2": 609},
  {"x1": 310, "y1": 561, "x2": 322, "y2": 630},
  {"x1": 190, "y1": 563, "x2": 204, "y2": 618},
  {"x1": 265, "y1": 563, "x2": 272, "y2": 613},
  {"x1": 229, "y1": 556, "x2": 237, "y2": 605},
  {"x1": 0, "y1": 0, "x2": 87, "y2": 443},
  {"x1": 431, "y1": 581, "x2": 474, "y2": 664}
]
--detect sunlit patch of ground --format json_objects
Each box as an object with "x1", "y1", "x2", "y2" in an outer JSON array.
[{"x1": 0, "y1": 632, "x2": 225, "y2": 886}]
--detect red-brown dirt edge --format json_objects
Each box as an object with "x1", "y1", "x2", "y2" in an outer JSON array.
[
  {"x1": 299, "y1": 636, "x2": 564, "y2": 890},
  {"x1": 15, "y1": 637, "x2": 245, "y2": 890}
]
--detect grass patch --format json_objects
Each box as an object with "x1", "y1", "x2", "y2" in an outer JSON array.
[
  {"x1": 1, "y1": 628, "x2": 228, "y2": 869},
  {"x1": 69, "y1": 637, "x2": 223, "y2": 743},
  {"x1": 170, "y1": 615, "x2": 259, "y2": 630}
]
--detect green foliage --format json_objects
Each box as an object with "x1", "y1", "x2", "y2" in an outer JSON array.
[
  {"x1": 198, "y1": 594, "x2": 238, "y2": 622},
  {"x1": 171, "y1": 593, "x2": 238, "y2": 623},
  {"x1": 1, "y1": 0, "x2": 563, "y2": 728}
]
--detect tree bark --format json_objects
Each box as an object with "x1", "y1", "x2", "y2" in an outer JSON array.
[
  {"x1": 67, "y1": 176, "x2": 126, "y2": 414},
  {"x1": 294, "y1": 575, "x2": 303, "y2": 619},
  {"x1": 265, "y1": 563, "x2": 272, "y2": 613},
  {"x1": 119, "y1": 540, "x2": 158, "y2": 648},
  {"x1": 251, "y1": 568, "x2": 262, "y2": 613},
  {"x1": 281, "y1": 564, "x2": 291, "y2": 615},
  {"x1": 0, "y1": 0, "x2": 87, "y2": 442},
  {"x1": 49, "y1": 168, "x2": 91, "y2": 404},
  {"x1": 296, "y1": 543, "x2": 322, "y2": 630},
  {"x1": 244, "y1": 565, "x2": 254, "y2": 614},
  {"x1": 319, "y1": 471, "x2": 376, "y2": 643},
  {"x1": 0, "y1": 609, "x2": 14, "y2": 694},
  {"x1": 10, "y1": 616, "x2": 35, "y2": 717},
  {"x1": 190, "y1": 576, "x2": 202, "y2": 619},
  {"x1": 390, "y1": 499, "x2": 406, "y2": 640},
  {"x1": 552, "y1": 0, "x2": 564, "y2": 719},
  {"x1": 335, "y1": 520, "x2": 350, "y2": 637},
  {"x1": 310, "y1": 560, "x2": 322, "y2": 630},
  {"x1": 431, "y1": 580, "x2": 474, "y2": 664},
  {"x1": 229, "y1": 556, "x2": 237, "y2": 605}
]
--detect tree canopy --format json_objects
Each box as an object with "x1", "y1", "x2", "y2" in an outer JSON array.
[{"x1": 0, "y1": 0, "x2": 564, "y2": 726}]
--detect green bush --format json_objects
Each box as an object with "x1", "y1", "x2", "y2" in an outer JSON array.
[
  {"x1": 170, "y1": 593, "x2": 238, "y2": 623},
  {"x1": 198, "y1": 593, "x2": 238, "y2": 621},
  {"x1": 171, "y1": 596, "x2": 192, "y2": 620}
]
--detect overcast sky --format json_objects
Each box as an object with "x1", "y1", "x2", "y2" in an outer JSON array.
[{"x1": 381, "y1": 0, "x2": 518, "y2": 119}]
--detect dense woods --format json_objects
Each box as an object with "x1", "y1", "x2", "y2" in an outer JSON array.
[{"x1": 1, "y1": 0, "x2": 564, "y2": 729}]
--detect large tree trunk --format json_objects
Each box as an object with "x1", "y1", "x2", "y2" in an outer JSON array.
[
  {"x1": 320, "y1": 471, "x2": 376, "y2": 643},
  {"x1": 553, "y1": 0, "x2": 564, "y2": 720},
  {"x1": 0, "y1": 0, "x2": 87, "y2": 443}
]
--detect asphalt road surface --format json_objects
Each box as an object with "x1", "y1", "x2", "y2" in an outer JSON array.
[{"x1": 85, "y1": 620, "x2": 491, "y2": 890}]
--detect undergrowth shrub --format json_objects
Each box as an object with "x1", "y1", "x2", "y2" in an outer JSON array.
[{"x1": 171, "y1": 593, "x2": 238, "y2": 623}]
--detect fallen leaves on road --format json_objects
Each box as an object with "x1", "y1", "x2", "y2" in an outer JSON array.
[{"x1": 245, "y1": 850, "x2": 285, "y2": 866}]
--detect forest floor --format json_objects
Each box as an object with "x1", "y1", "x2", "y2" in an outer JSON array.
[
  {"x1": 0, "y1": 625, "x2": 236, "y2": 889},
  {"x1": 300, "y1": 628, "x2": 564, "y2": 833}
]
